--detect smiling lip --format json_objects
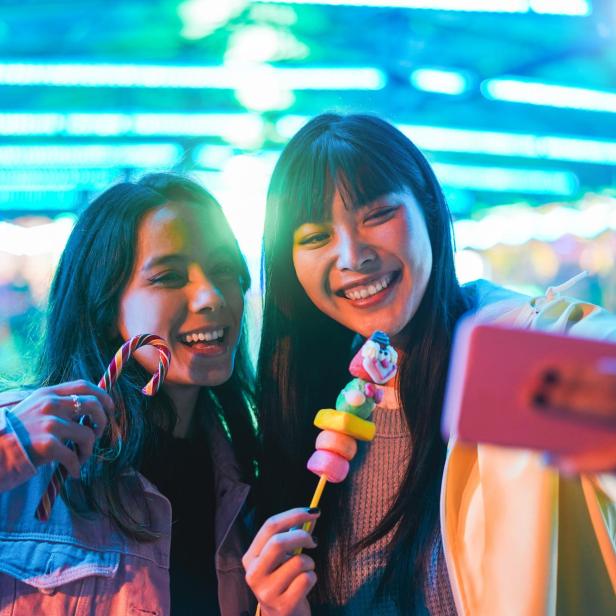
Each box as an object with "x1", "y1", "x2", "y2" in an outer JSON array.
[
  {"x1": 335, "y1": 271, "x2": 400, "y2": 308},
  {"x1": 177, "y1": 326, "x2": 230, "y2": 357}
]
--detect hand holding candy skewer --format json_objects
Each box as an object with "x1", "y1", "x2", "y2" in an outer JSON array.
[
  {"x1": 251, "y1": 332, "x2": 397, "y2": 616},
  {"x1": 34, "y1": 334, "x2": 171, "y2": 522}
]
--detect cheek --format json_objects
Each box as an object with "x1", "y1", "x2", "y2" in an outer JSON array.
[
  {"x1": 228, "y1": 289, "x2": 245, "y2": 328},
  {"x1": 118, "y1": 290, "x2": 162, "y2": 339},
  {"x1": 293, "y1": 252, "x2": 323, "y2": 305},
  {"x1": 220, "y1": 280, "x2": 245, "y2": 320}
]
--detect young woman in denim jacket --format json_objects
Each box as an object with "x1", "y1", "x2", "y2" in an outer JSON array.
[
  {"x1": 0, "y1": 173, "x2": 257, "y2": 615},
  {"x1": 242, "y1": 114, "x2": 616, "y2": 615}
]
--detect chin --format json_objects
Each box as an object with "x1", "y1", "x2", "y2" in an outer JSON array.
[
  {"x1": 191, "y1": 365, "x2": 234, "y2": 387},
  {"x1": 203, "y1": 373, "x2": 233, "y2": 387}
]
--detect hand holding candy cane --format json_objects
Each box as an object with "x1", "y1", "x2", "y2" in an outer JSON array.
[
  {"x1": 34, "y1": 334, "x2": 171, "y2": 522},
  {"x1": 7, "y1": 381, "x2": 114, "y2": 478}
]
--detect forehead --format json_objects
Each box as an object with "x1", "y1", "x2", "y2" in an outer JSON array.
[{"x1": 136, "y1": 201, "x2": 225, "y2": 256}]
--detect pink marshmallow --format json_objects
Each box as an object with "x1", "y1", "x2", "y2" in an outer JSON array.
[
  {"x1": 307, "y1": 449, "x2": 350, "y2": 483},
  {"x1": 315, "y1": 429, "x2": 358, "y2": 461}
]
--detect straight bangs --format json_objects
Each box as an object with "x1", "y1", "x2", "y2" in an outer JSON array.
[{"x1": 277, "y1": 133, "x2": 408, "y2": 231}]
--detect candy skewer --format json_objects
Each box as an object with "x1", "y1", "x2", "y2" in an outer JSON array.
[
  {"x1": 255, "y1": 332, "x2": 398, "y2": 616},
  {"x1": 34, "y1": 334, "x2": 171, "y2": 522},
  {"x1": 296, "y1": 475, "x2": 328, "y2": 549}
]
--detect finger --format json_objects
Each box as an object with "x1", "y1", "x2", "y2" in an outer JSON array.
[
  {"x1": 50, "y1": 419, "x2": 97, "y2": 464},
  {"x1": 250, "y1": 555, "x2": 315, "y2": 607},
  {"x1": 40, "y1": 395, "x2": 108, "y2": 437},
  {"x1": 246, "y1": 530, "x2": 316, "y2": 593},
  {"x1": 45, "y1": 437, "x2": 81, "y2": 478},
  {"x1": 244, "y1": 508, "x2": 320, "y2": 563},
  {"x1": 49, "y1": 380, "x2": 115, "y2": 415},
  {"x1": 546, "y1": 446, "x2": 616, "y2": 475},
  {"x1": 71, "y1": 396, "x2": 108, "y2": 437},
  {"x1": 280, "y1": 570, "x2": 317, "y2": 607},
  {"x1": 259, "y1": 530, "x2": 317, "y2": 574}
]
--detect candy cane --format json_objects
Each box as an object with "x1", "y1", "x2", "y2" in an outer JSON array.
[{"x1": 35, "y1": 334, "x2": 171, "y2": 522}]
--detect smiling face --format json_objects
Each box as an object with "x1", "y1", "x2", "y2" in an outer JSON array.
[
  {"x1": 117, "y1": 201, "x2": 244, "y2": 389},
  {"x1": 292, "y1": 190, "x2": 432, "y2": 344}
]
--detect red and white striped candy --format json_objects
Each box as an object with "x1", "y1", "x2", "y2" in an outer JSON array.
[{"x1": 35, "y1": 334, "x2": 171, "y2": 522}]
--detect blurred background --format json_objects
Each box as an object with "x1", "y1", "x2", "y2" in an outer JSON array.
[{"x1": 1, "y1": 0, "x2": 615, "y2": 377}]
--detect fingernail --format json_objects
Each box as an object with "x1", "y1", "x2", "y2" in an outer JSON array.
[{"x1": 307, "y1": 507, "x2": 320, "y2": 515}]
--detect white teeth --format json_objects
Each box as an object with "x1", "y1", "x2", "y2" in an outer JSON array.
[
  {"x1": 343, "y1": 273, "x2": 394, "y2": 300},
  {"x1": 181, "y1": 328, "x2": 225, "y2": 344}
]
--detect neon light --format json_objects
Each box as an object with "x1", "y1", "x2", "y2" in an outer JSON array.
[
  {"x1": 276, "y1": 116, "x2": 616, "y2": 165},
  {"x1": 0, "y1": 144, "x2": 181, "y2": 167},
  {"x1": 530, "y1": 0, "x2": 590, "y2": 16},
  {"x1": 432, "y1": 163, "x2": 577, "y2": 195},
  {"x1": 0, "y1": 113, "x2": 264, "y2": 144},
  {"x1": 410, "y1": 69, "x2": 469, "y2": 95},
  {"x1": 250, "y1": 0, "x2": 590, "y2": 15},
  {"x1": 482, "y1": 78, "x2": 616, "y2": 113},
  {"x1": 399, "y1": 125, "x2": 616, "y2": 165},
  {"x1": 0, "y1": 62, "x2": 385, "y2": 90},
  {"x1": 252, "y1": 1, "x2": 528, "y2": 12},
  {"x1": 0, "y1": 168, "x2": 120, "y2": 188}
]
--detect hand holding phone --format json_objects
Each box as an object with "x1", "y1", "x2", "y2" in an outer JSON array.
[{"x1": 442, "y1": 320, "x2": 616, "y2": 455}]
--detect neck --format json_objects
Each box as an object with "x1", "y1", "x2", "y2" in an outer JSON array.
[{"x1": 162, "y1": 384, "x2": 200, "y2": 438}]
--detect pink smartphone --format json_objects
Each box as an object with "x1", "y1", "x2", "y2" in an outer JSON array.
[{"x1": 442, "y1": 319, "x2": 616, "y2": 454}]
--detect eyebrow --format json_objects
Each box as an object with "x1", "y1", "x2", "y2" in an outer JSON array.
[
  {"x1": 141, "y1": 245, "x2": 236, "y2": 272},
  {"x1": 141, "y1": 254, "x2": 186, "y2": 271}
]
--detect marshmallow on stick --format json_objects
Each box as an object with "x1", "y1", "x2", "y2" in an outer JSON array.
[
  {"x1": 303, "y1": 331, "x2": 398, "y2": 535},
  {"x1": 255, "y1": 332, "x2": 398, "y2": 616}
]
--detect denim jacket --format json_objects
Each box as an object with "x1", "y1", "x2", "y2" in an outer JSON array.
[{"x1": 0, "y1": 394, "x2": 254, "y2": 616}]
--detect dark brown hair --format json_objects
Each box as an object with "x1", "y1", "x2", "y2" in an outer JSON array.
[{"x1": 257, "y1": 114, "x2": 472, "y2": 611}]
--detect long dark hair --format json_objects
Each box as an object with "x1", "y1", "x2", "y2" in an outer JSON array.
[
  {"x1": 37, "y1": 172, "x2": 258, "y2": 541},
  {"x1": 257, "y1": 114, "x2": 473, "y2": 611}
]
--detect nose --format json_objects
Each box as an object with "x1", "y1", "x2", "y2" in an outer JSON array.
[
  {"x1": 188, "y1": 271, "x2": 226, "y2": 313},
  {"x1": 336, "y1": 231, "x2": 377, "y2": 272}
]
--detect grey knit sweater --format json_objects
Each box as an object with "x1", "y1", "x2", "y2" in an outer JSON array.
[{"x1": 319, "y1": 405, "x2": 457, "y2": 615}]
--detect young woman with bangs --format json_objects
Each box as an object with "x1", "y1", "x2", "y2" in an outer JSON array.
[
  {"x1": 0, "y1": 173, "x2": 258, "y2": 615},
  {"x1": 243, "y1": 114, "x2": 616, "y2": 615}
]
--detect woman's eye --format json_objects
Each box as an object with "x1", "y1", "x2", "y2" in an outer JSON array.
[
  {"x1": 149, "y1": 271, "x2": 187, "y2": 287},
  {"x1": 211, "y1": 261, "x2": 239, "y2": 279},
  {"x1": 364, "y1": 207, "x2": 397, "y2": 224},
  {"x1": 297, "y1": 232, "x2": 330, "y2": 246}
]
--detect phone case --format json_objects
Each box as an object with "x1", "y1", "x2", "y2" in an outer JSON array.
[{"x1": 442, "y1": 319, "x2": 616, "y2": 454}]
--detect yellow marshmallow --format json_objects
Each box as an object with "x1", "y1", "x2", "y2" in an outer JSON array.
[{"x1": 314, "y1": 409, "x2": 376, "y2": 442}]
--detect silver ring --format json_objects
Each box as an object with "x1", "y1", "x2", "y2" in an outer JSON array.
[{"x1": 70, "y1": 394, "x2": 82, "y2": 417}]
